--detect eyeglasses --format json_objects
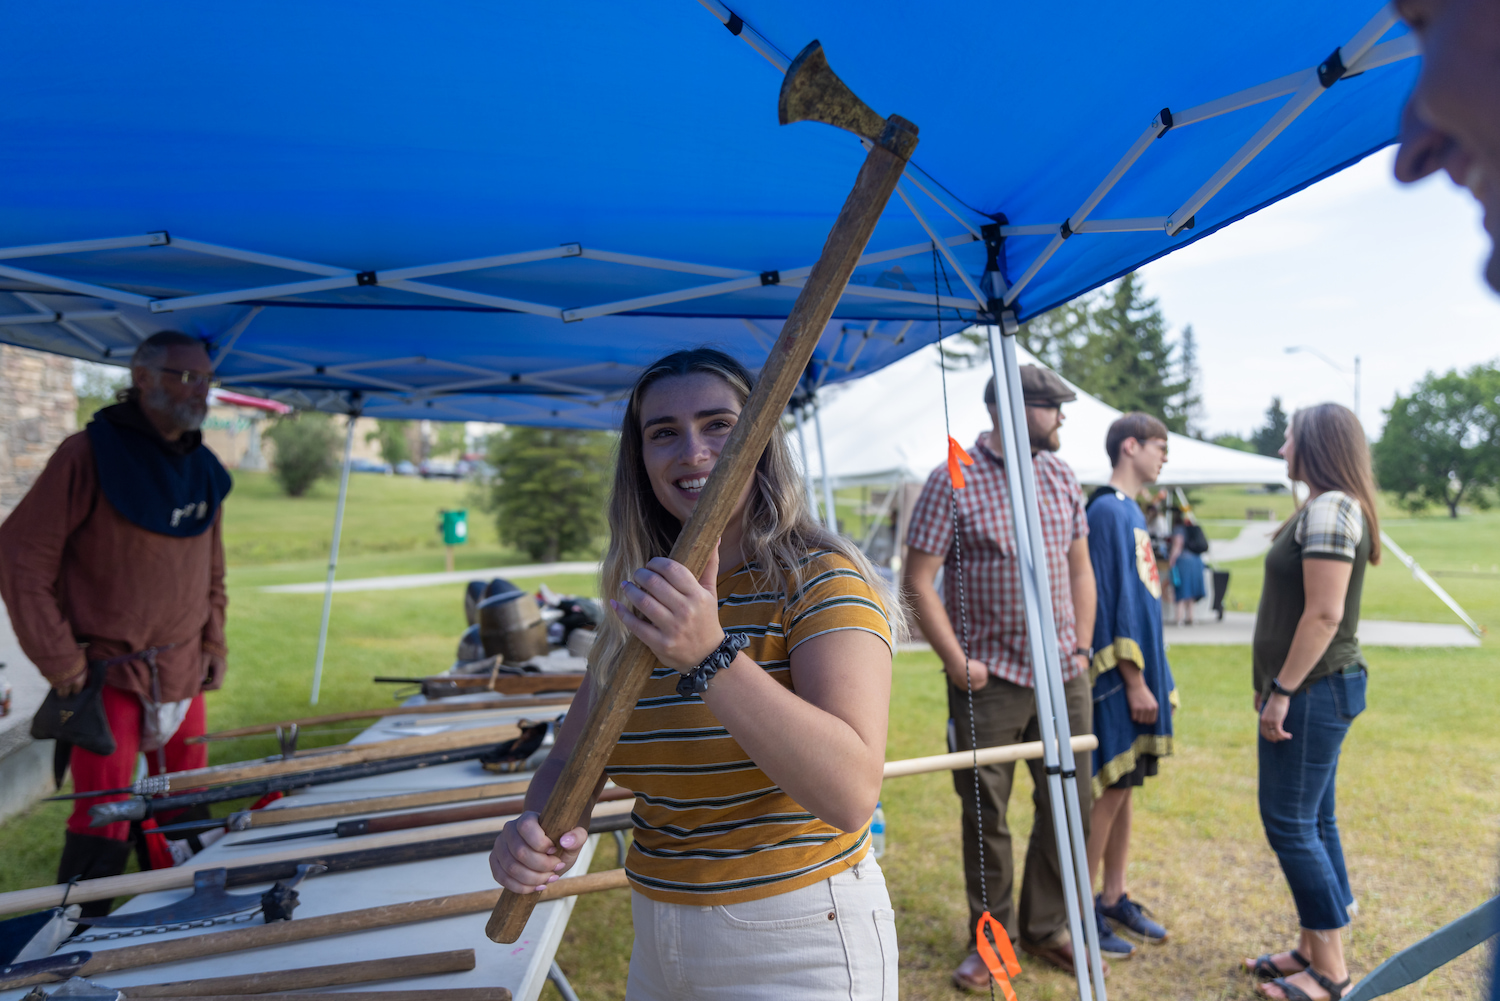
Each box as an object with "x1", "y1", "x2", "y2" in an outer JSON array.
[{"x1": 155, "y1": 367, "x2": 220, "y2": 389}]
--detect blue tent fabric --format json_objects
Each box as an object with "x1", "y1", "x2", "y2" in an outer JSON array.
[{"x1": 0, "y1": 2, "x2": 1416, "y2": 420}]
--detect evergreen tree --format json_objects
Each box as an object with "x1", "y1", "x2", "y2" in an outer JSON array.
[
  {"x1": 1177, "y1": 324, "x2": 1205, "y2": 437},
  {"x1": 1059, "y1": 274, "x2": 1189, "y2": 430},
  {"x1": 1252, "y1": 398, "x2": 1289, "y2": 457},
  {"x1": 488, "y1": 427, "x2": 613, "y2": 562}
]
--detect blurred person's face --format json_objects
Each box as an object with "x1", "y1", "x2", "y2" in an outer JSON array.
[
  {"x1": 1278, "y1": 424, "x2": 1296, "y2": 474},
  {"x1": 1393, "y1": 0, "x2": 1500, "y2": 290},
  {"x1": 1025, "y1": 402, "x2": 1064, "y2": 453},
  {"x1": 133, "y1": 343, "x2": 213, "y2": 435},
  {"x1": 1124, "y1": 436, "x2": 1169, "y2": 483}
]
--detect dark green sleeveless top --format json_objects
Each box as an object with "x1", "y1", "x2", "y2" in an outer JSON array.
[{"x1": 1251, "y1": 492, "x2": 1370, "y2": 697}]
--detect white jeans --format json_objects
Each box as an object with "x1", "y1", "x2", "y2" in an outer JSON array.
[{"x1": 625, "y1": 856, "x2": 898, "y2": 1000}]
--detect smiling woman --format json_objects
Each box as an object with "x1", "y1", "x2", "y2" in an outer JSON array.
[{"x1": 489, "y1": 348, "x2": 907, "y2": 1000}]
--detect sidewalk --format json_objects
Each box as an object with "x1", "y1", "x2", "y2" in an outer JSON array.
[
  {"x1": 1163, "y1": 611, "x2": 1481, "y2": 648},
  {"x1": 260, "y1": 560, "x2": 602, "y2": 594}
]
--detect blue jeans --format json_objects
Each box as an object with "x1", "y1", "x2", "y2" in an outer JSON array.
[{"x1": 1258, "y1": 667, "x2": 1367, "y2": 930}]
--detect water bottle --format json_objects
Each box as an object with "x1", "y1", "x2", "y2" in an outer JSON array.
[{"x1": 870, "y1": 801, "x2": 886, "y2": 858}]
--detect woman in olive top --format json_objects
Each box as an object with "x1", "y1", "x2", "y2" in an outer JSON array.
[
  {"x1": 1244, "y1": 403, "x2": 1379, "y2": 1001},
  {"x1": 489, "y1": 349, "x2": 902, "y2": 1000}
]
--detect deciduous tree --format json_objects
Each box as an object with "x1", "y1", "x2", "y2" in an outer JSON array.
[
  {"x1": 1373, "y1": 364, "x2": 1500, "y2": 518},
  {"x1": 265, "y1": 411, "x2": 340, "y2": 497}
]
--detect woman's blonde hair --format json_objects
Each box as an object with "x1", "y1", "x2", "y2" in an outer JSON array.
[
  {"x1": 1278, "y1": 402, "x2": 1381, "y2": 564},
  {"x1": 593, "y1": 348, "x2": 905, "y2": 676}
]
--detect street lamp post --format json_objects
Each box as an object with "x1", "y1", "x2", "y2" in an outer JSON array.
[{"x1": 1284, "y1": 346, "x2": 1361, "y2": 426}]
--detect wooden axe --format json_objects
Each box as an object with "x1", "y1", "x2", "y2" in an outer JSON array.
[{"x1": 484, "y1": 39, "x2": 918, "y2": 944}]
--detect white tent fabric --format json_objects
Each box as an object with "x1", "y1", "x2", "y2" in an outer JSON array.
[{"x1": 802, "y1": 340, "x2": 1291, "y2": 488}]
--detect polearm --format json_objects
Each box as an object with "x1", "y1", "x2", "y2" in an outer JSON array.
[
  {"x1": 485, "y1": 39, "x2": 920, "y2": 943},
  {"x1": 52, "y1": 723, "x2": 524, "y2": 800},
  {"x1": 0, "y1": 737, "x2": 1096, "y2": 988},
  {"x1": 191, "y1": 694, "x2": 574, "y2": 743},
  {"x1": 86, "y1": 745, "x2": 505, "y2": 827}
]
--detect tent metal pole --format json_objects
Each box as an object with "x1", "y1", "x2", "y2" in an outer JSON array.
[
  {"x1": 812, "y1": 401, "x2": 839, "y2": 535},
  {"x1": 310, "y1": 408, "x2": 359, "y2": 706},
  {"x1": 985, "y1": 295, "x2": 1105, "y2": 1001},
  {"x1": 794, "y1": 406, "x2": 819, "y2": 520}
]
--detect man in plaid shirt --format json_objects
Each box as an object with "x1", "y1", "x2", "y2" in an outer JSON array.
[{"x1": 904, "y1": 364, "x2": 1099, "y2": 990}]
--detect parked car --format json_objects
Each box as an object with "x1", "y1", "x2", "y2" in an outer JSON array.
[
  {"x1": 394, "y1": 460, "x2": 418, "y2": 476},
  {"x1": 349, "y1": 457, "x2": 392, "y2": 474},
  {"x1": 419, "y1": 458, "x2": 461, "y2": 479}
]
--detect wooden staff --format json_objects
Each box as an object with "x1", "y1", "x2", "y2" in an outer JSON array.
[
  {"x1": 238, "y1": 786, "x2": 637, "y2": 845},
  {"x1": 234, "y1": 777, "x2": 534, "y2": 829},
  {"x1": 143, "y1": 993, "x2": 509, "y2": 1001},
  {"x1": 372, "y1": 674, "x2": 584, "y2": 697},
  {"x1": 0, "y1": 799, "x2": 635, "y2": 916},
  {"x1": 484, "y1": 41, "x2": 920, "y2": 944},
  {"x1": 142, "y1": 993, "x2": 509, "y2": 1001},
  {"x1": 0, "y1": 871, "x2": 625, "y2": 990},
  {"x1": 192, "y1": 695, "x2": 573, "y2": 743},
  {"x1": 122, "y1": 949, "x2": 474, "y2": 996},
  {"x1": 0, "y1": 736, "x2": 1102, "y2": 991},
  {"x1": 58, "y1": 724, "x2": 524, "y2": 800}
]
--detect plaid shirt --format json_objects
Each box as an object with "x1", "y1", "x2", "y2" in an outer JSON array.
[{"x1": 906, "y1": 436, "x2": 1089, "y2": 687}]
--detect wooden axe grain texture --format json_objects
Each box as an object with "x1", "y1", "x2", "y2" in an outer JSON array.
[
  {"x1": 142, "y1": 993, "x2": 510, "y2": 1001},
  {"x1": 484, "y1": 80, "x2": 918, "y2": 943},
  {"x1": 120, "y1": 949, "x2": 475, "y2": 996}
]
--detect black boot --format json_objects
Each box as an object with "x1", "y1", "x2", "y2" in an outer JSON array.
[{"x1": 57, "y1": 831, "x2": 131, "y2": 919}]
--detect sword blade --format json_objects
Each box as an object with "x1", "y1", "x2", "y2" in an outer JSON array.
[{"x1": 233, "y1": 827, "x2": 337, "y2": 846}]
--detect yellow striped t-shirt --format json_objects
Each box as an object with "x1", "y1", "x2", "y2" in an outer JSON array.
[{"x1": 605, "y1": 550, "x2": 894, "y2": 905}]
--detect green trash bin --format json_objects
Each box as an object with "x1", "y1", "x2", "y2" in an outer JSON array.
[{"x1": 440, "y1": 509, "x2": 469, "y2": 545}]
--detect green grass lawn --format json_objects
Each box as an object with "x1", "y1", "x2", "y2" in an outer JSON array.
[{"x1": 3, "y1": 477, "x2": 1496, "y2": 1000}]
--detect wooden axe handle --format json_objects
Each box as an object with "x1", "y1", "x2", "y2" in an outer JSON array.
[
  {"x1": 122, "y1": 949, "x2": 475, "y2": 996},
  {"x1": 485, "y1": 116, "x2": 918, "y2": 943}
]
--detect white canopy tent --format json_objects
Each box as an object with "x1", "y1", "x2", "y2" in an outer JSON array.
[{"x1": 800, "y1": 338, "x2": 1291, "y2": 489}]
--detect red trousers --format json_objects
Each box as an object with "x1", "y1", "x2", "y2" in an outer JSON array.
[{"x1": 68, "y1": 685, "x2": 207, "y2": 841}]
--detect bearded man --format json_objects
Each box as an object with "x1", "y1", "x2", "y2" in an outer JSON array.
[
  {"x1": 904, "y1": 365, "x2": 1099, "y2": 990},
  {"x1": 0, "y1": 331, "x2": 230, "y2": 907}
]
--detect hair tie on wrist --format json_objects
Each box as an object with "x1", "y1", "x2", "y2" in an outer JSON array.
[{"x1": 677, "y1": 632, "x2": 750, "y2": 698}]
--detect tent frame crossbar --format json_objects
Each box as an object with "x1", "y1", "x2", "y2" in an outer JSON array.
[{"x1": 703, "y1": 1, "x2": 1414, "y2": 314}]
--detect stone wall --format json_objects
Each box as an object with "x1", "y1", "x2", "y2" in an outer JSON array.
[{"x1": 0, "y1": 344, "x2": 77, "y2": 517}]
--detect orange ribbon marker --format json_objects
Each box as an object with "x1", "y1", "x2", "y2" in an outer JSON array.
[
  {"x1": 947, "y1": 435, "x2": 975, "y2": 489},
  {"x1": 975, "y1": 911, "x2": 1022, "y2": 1001}
]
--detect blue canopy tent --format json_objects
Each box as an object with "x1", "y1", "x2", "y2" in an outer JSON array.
[{"x1": 0, "y1": 4, "x2": 1421, "y2": 994}]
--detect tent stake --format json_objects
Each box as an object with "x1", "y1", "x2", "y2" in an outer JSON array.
[{"x1": 312, "y1": 406, "x2": 359, "y2": 705}]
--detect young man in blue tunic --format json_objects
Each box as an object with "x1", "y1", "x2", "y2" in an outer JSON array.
[{"x1": 1084, "y1": 413, "x2": 1176, "y2": 960}]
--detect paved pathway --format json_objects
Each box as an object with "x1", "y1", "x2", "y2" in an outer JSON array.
[
  {"x1": 1163, "y1": 611, "x2": 1480, "y2": 648},
  {"x1": 260, "y1": 561, "x2": 601, "y2": 594},
  {"x1": 1206, "y1": 520, "x2": 1279, "y2": 562}
]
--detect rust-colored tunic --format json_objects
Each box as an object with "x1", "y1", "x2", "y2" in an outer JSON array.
[{"x1": 0, "y1": 430, "x2": 227, "y2": 701}]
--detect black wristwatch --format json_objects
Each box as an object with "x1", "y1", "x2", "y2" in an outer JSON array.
[
  {"x1": 1073, "y1": 646, "x2": 1093, "y2": 662},
  {"x1": 1269, "y1": 677, "x2": 1294, "y2": 698}
]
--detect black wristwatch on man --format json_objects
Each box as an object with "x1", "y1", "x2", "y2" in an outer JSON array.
[
  {"x1": 1073, "y1": 646, "x2": 1092, "y2": 663},
  {"x1": 1269, "y1": 676, "x2": 1295, "y2": 698}
]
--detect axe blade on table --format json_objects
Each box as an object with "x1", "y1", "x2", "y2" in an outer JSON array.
[
  {"x1": 484, "y1": 39, "x2": 918, "y2": 945},
  {"x1": 77, "y1": 865, "x2": 323, "y2": 929}
]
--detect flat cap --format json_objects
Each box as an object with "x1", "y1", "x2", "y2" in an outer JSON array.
[{"x1": 983, "y1": 365, "x2": 1078, "y2": 407}]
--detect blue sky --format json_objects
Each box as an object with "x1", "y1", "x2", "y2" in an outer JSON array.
[{"x1": 1136, "y1": 146, "x2": 1498, "y2": 439}]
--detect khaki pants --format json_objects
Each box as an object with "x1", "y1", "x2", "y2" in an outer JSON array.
[
  {"x1": 625, "y1": 856, "x2": 898, "y2": 1000},
  {"x1": 948, "y1": 673, "x2": 1093, "y2": 948}
]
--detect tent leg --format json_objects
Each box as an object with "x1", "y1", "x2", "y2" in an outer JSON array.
[
  {"x1": 813, "y1": 401, "x2": 838, "y2": 535},
  {"x1": 985, "y1": 318, "x2": 1106, "y2": 1001},
  {"x1": 794, "y1": 407, "x2": 819, "y2": 520},
  {"x1": 310, "y1": 413, "x2": 358, "y2": 706}
]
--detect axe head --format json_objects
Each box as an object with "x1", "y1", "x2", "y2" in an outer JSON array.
[{"x1": 779, "y1": 41, "x2": 918, "y2": 160}]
